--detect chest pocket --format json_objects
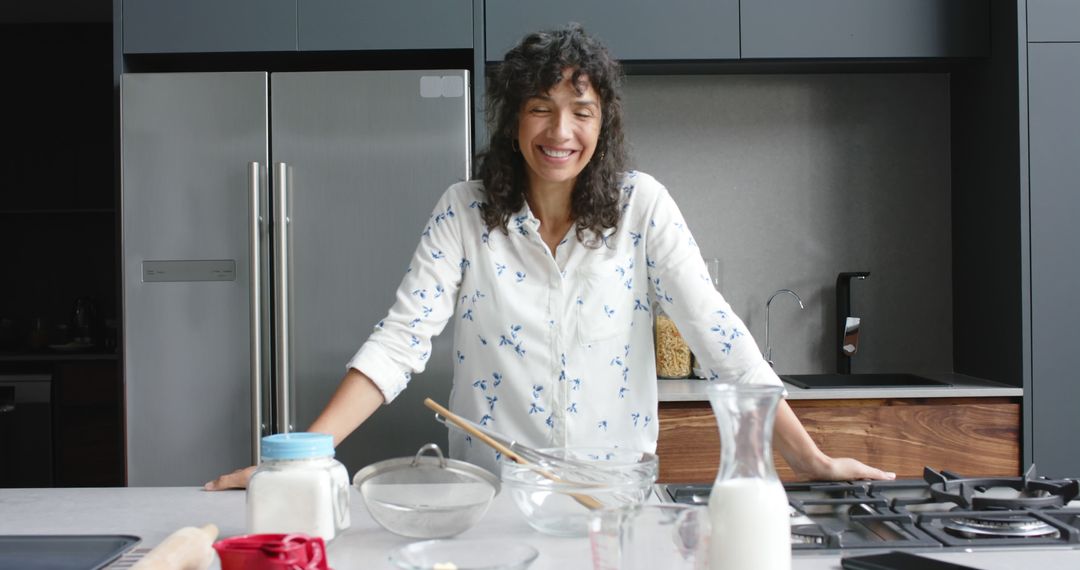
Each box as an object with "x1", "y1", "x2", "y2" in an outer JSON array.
[{"x1": 576, "y1": 262, "x2": 636, "y2": 346}]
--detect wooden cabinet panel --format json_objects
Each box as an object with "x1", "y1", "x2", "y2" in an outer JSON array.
[
  {"x1": 52, "y1": 362, "x2": 124, "y2": 486},
  {"x1": 657, "y1": 398, "x2": 1020, "y2": 483},
  {"x1": 55, "y1": 363, "x2": 117, "y2": 405}
]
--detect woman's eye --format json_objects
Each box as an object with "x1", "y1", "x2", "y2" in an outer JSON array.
[
  {"x1": 530, "y1": 107, "x2": 550, "y2": 114},
  {"x1": 575, "y1": 111, "x2": 593, "y2": 118}
]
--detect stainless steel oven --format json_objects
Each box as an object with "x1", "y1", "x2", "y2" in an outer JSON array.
[{"x1": 0, "y1": 374, "x2": 53, "y2": 487}]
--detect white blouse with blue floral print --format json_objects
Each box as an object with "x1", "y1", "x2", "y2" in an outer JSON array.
[{"x1": 346, "y1": 171, "x2": 782, "y2": 473}]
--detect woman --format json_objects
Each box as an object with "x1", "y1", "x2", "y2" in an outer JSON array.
[{"x1": 207, "y1": 23, "x2": 893, "y2": 489}]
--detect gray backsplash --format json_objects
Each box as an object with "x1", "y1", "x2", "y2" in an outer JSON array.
[{"x1": 621, "y1": 74, "x2": 952, "y2": 375}]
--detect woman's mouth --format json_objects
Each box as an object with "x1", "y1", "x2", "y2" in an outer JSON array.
[{"x1": 540, "y1": 146, "x2": 575, "y2": 159}]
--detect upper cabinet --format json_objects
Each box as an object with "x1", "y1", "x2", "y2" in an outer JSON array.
[
  {"x1": 122, "y1": 1, "x2": 989, "y2": 60},
  {"x1": 741, "y1": 0, "x2": 989, "y2": 59},
  {"x1": 123, "y1": 0, "x2": 298, "y2": 54},
  {"x1": 485, "y1": 0, "x2": 987, "y2": 63},
  {"x1": 1027, "y1": 0, "x2": 1080, "y2": 42},
  {"x1": 298, "y1": 0, "x2": 472, "y2": 51},
  {"x1": 484, "y1": 0, "x2": 740, "y2": 62},
  {"x1": 122, "y1": 0, "x2": 473, "y2": 54}
]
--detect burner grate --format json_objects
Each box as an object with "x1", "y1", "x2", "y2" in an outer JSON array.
[{"x1": 923, "y1": 465, "x2": 1080, "y2": 510}]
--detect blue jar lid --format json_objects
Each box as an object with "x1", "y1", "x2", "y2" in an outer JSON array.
[{"x1": 261, "y1": 432, "x2": 335, "y2": 460}]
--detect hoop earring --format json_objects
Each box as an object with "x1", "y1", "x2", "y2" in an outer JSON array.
[{"x1": 511, "y1": 139, "x2": 520, "y2": 153}]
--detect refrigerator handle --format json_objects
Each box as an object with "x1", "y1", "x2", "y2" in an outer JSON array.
[
  {"x1": 248, "y1": 162, "x2": 264, "y2": 464},
  {"x1": 274, "y1": 162, "x2": 293, "y2": 433}
]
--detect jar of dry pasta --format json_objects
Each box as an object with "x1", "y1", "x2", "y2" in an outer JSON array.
[{"x1": 654, "y1": 309, "x2": 692, "y2": 378}]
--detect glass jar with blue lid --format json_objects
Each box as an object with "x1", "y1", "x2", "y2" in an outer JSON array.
[{"x1": 246, "y1": 432, "x2": 350, "y2": 541}]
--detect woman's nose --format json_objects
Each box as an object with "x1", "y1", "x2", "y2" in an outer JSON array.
[{"x1": 547, "y1": 111, "x2": 572, "y2": 139}]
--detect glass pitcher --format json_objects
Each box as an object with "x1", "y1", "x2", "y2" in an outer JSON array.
[{"x1": 706, "y1": 383, "x2": 790, "y2": 570}]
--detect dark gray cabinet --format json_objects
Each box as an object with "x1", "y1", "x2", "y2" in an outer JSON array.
[
  {"x1": 123, "y1": 0, "x2": 298, "y2": 54},
  {"x1": 1027, "y1": 42, "x2": 1080, "y2": 478},
  {"x1": 485, "y1": 0, "x2": 988, "y2": 62},
  {"x1": 298, "y1": 0, "x2": 472, "y2": 51},
  {"x1": 740, "y1": 0, "x2": 988, "y2": 59},
  {"x1": 1027, "y1": 0, "x2": 1080, "y2": 42},
  {"x1": 484, "y1": 0, "x2": 740, "y2": 62},
  {"x1": 123, "y1": 0, "x2": 474, "y2": 54}
]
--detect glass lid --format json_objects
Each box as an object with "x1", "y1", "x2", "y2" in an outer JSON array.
[{"x1": 353, "y1": 443, "x2": 499, "y2": 510}]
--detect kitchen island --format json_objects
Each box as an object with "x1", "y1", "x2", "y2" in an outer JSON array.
[{"x1": 1, "y1": 487, "x2": 1076, "y2": 569}]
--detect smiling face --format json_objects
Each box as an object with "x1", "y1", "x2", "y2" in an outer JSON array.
[{"x1": 516, "y1": 69, "x2": 602, "y2": 193}]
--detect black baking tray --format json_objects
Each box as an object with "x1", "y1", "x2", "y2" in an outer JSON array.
[
  {"x1": 0, "y1": 535, "x2": 140, "y2": 570},
  {"x1": 781, "y1": 373, "x2": 951, "y2": 389}
]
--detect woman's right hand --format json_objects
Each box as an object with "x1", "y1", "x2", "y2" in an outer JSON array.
[
  {"x1": 203, "y1": 465, "x2": 256, "y2": 491},
  {"x1": 201, "y1": 370, "x2": 382, "y2": 492}
]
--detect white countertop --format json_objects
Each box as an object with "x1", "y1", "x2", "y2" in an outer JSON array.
[
  {"x1": 1, "y1": 486, "x2": 1076, "y2": 569},
  {"x1": 659, "y1": 373, "x2": 1022, "y2": 402}
]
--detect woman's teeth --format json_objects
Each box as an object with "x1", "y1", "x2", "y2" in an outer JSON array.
[{"x1": 541, "y1": 147, "x2": 572, "y2": 158}]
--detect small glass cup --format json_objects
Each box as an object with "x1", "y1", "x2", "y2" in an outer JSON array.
[{"x1": 588, "y1": 504, "x2": 709, "y2": 570}]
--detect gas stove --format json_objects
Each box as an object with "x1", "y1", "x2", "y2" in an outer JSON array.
[{"x1": 658, "y1": 466, "x2": 1080, "y2": 552}]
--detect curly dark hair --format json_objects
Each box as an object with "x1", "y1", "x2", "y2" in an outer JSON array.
[{"x1": 477, "y1": 23, "x2": 628, "y2": 245}]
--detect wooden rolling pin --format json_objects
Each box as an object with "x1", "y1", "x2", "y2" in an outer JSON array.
[{"x1": 131, "y1": 524, "x2": 219, "y2": 570}]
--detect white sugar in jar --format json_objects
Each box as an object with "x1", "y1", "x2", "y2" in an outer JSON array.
[{"x1": 247, "y1": 433, "x2": 350, "y2": 541}]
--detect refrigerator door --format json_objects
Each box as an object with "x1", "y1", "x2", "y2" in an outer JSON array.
[
  {"x1": 121, "y1": 72, "x2": 270, "y2": 485},
  {"x1": 270, "y1": 70, "x2": 470, "y2": 471}
]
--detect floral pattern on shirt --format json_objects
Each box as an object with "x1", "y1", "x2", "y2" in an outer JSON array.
[{"x1": 347, "y1": 171, "x2": 781, "y2": 473}]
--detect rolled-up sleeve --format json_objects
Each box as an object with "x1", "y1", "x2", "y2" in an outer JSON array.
[
  {"x1": 346, "y1": 185, "x2": 466, "y2": 403},
  {"x1": 643, "y1": 185, "x2": 784, "y2": 390}
]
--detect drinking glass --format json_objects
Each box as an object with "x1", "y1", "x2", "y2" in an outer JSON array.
[{"x1": 588, "y1": 504, "x2": 708, "y2": 570}]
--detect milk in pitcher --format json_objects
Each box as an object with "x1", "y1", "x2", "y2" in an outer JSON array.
[{"x1": 708, "y1": 477, "x2": 790, "y2": 570}]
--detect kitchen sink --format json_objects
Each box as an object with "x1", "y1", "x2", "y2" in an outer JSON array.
[{"x1": 780, "y1": 373, "x2": 951, "y2": 389}]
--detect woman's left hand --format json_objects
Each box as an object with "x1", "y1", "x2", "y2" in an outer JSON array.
[
  {"x1": 773, "y1": 399, "x2": 896, "y2": 481},
  {"x1": 798, "y1": 455, "x2": 896, "y2": 481}
]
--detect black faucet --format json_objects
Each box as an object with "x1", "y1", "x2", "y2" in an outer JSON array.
[{"x1": 836, "y1": 271, "x2": 870, "y2": 374}]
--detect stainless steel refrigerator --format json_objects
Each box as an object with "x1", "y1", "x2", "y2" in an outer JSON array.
[{"x1": 121, "y1": 71, "x2": 469, "y2": 486}]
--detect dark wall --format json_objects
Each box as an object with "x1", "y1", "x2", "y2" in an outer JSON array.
[{"x1": 0, "y1": 23, "x2": 115, "y2": 352}]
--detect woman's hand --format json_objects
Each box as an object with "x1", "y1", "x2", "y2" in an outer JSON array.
[
  {"x1": 792, "y1": 455, "x2": 895, "y2": 482},
  {"x1": 203, "y1": 466, "x2": 256, "y2": 491},
  {"x1": 773, "y1": 399, "x2": 896, "y2": 482},
  {"x1": 202, "y1": 370, "x2": 384, "y2": 492}
]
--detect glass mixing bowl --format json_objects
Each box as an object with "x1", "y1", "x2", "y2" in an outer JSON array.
[
  {"x1": 354, "y1": 443, "x2": 499, "y2": 539},
  {"x1": 500, "y1": 447, "x2": 658, "y2": 537}
]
